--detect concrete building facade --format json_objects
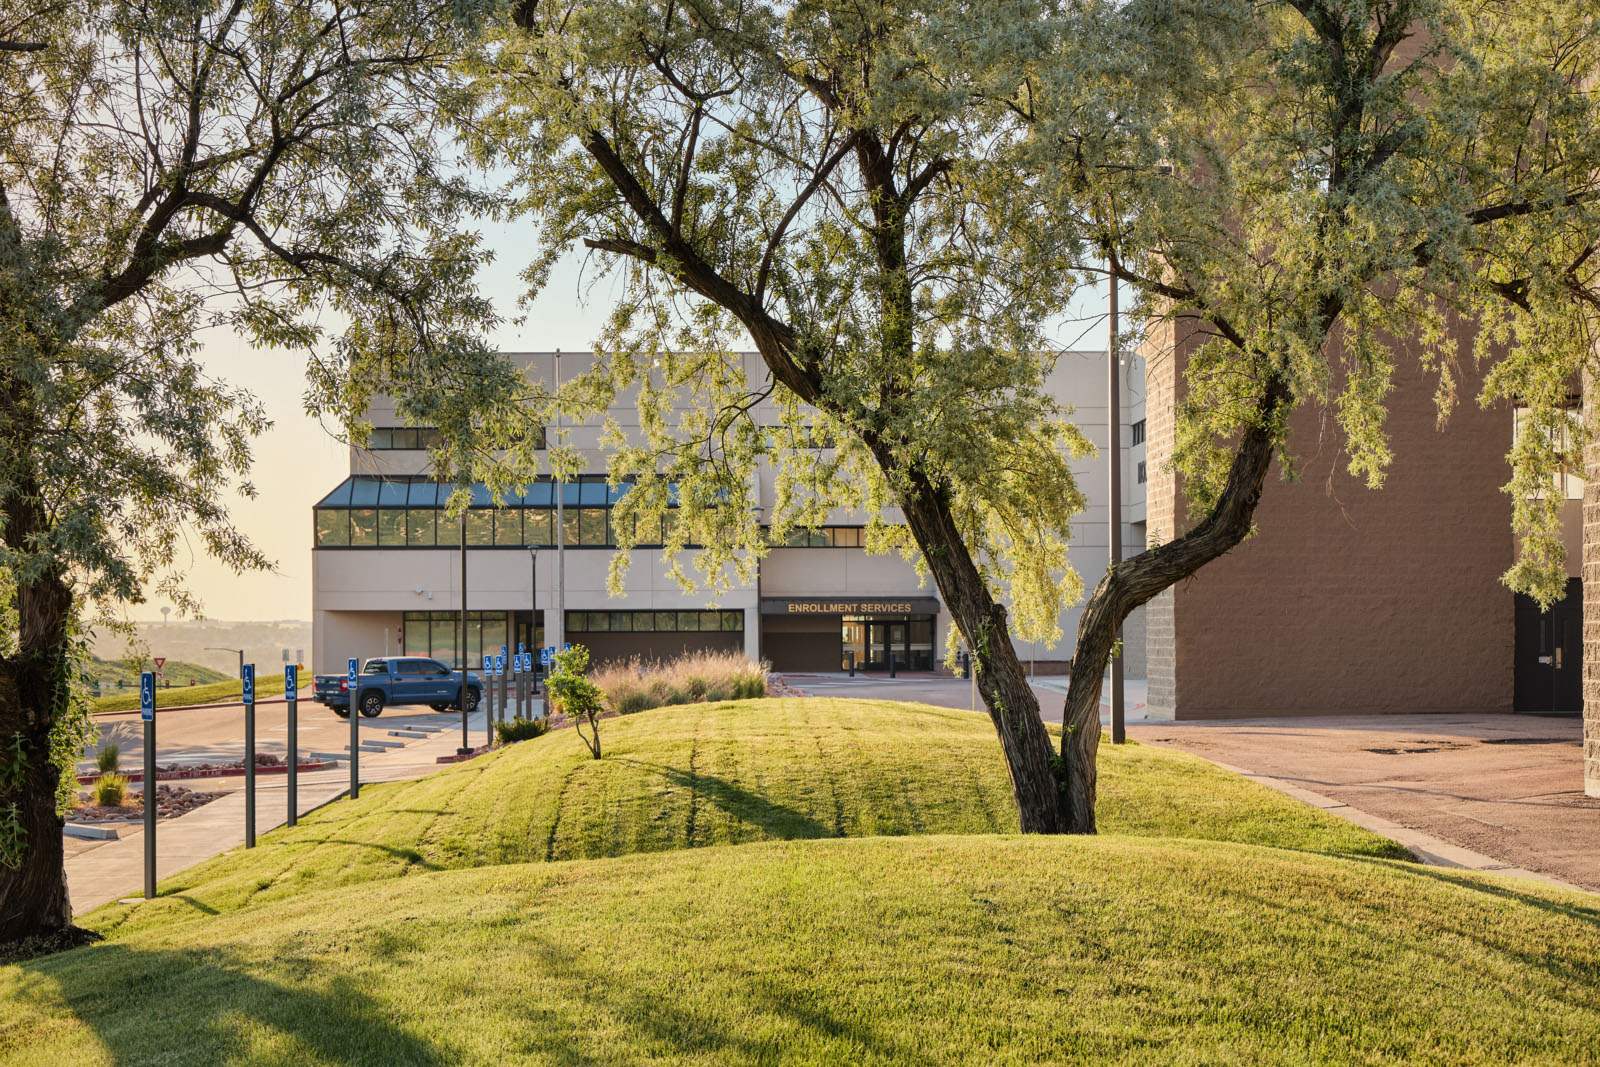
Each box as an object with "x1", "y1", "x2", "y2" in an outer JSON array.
[{"x1": 310, "y1": 350, "x2": 1147, "y2": 679}]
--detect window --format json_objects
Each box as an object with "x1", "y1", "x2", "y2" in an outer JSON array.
[
  {"x1": 315, "y1": 509, "x2": 350, "y2": 547},
  {"x1": 363, "y1": 659, "x2": 388, "y2": 675},
  {"x1": 350, "y1": 509, "x2": 378, "y2": 547},
  {"x1": 763, "y1": 526, "x2": 868, "y2": 548},
  {"x1": 403, "y1": 611, "x2": 510, "y2": 667},
  {"x1": 566, "y1": 610, "x2": 745, "y2": 633},
  {"x1": 313, "y1": 476, "x2": 683, "y2": 550},
  {"x1": 1137, "y1": 461, "x2": 1147, "y2": 485},
  {"x1": 365, "y1": 427, "x2": 446, "y2": 450},
  {"x1": 1130, "y1": 420, "x2": 1145, "y2": 446},
  {"x1": 407, "y1": 508, "x2": 436, "y2": 546},
  {"x1": 378, "y1": 509, "x2": 406, "y2": 546}
]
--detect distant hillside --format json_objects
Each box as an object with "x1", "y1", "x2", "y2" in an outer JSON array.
[
  {"x1": 90, "y1": 619, "x2": 312, "y2": 678},
  {"x1": 88, "y1": 656, "x2": 228, "y2": 689}
]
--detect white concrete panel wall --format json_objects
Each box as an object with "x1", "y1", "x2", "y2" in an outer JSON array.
[{"x1": 318, "y1": 348, "x2": 1149, "y2": 678}]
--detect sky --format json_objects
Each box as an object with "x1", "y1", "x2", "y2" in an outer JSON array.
[{"x1": 128, "y1": 224, "x2": 1113, "y2": 623}]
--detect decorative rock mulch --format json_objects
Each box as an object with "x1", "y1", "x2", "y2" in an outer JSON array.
[
  {"x1": 73, "y1": 784, "x2": 228, "y2": 823},
  {"x1": 768, "y1": 676, "x2": 806, "y2": 698}
]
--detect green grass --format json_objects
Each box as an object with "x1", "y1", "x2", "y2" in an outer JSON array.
[
  {"x1": 6, "y1": 837, "x2": 1599, "y2": 1065},
  {"x1": 89, "y1": 656, "x2": 228, "y2": 689},
  {"x1": 6, "y1": 698, "x2": 1595, "y2": 1065},
  {"x1": 90, "y1": 669, "x2": 292, "y2": 714},
  {"x1": 82, "y1": 699, "x2": 1403, "y2": 925}
]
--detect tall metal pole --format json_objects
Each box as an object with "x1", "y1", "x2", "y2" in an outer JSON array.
[
  {"x1": 349, "y1": 657, "x2": 360, "y2": 800},
  {"x1": 555, "y1": 352, "x2": 566, "y2": 651},
  {"x1": 1108, "y1": 276, "x2": 1126, "y2": 745},
  {"x1": 460, "y1": 505, "x2": 470, "y2": 754},
  {"x1": 285, "y1": 664, "x2": 298, "y2": 827},
  {"x1": 243, "y1": 664, "x2": 256, "y2": 848},
  {"x1": 530, "y1": 546, "x2": 539, "y2": 695},
  {"x1": 142, "y1": 673, "x2": 156, "y2": 899}
]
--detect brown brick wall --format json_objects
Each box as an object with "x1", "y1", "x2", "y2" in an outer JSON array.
[
  {"x1": 1148, "y1": 326, "x2": 1514, "y2": 719},
  {"x1": 1141, "y1": 316, "x2": 1179, "y2": 714}
]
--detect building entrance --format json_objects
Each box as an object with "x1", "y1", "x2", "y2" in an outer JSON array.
[
  {"x1": 843, "y1": 616, "x2": 934, "y2": 672},
  {"x1": 1514, "y1": 578, "x2": 1581, "y2": 714}
]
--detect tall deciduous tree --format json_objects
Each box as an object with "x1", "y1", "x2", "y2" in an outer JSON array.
[
  {"x1": 1023, "y1": 0, "x2": 1599, "y2": 788},
  {"x1": 484, "y1": 0, "x2": 1598, "y2": 835},
  {"x1": 0, "y1": 0, "x2": 504, "y2": 944},
  {"x1": 483, "y1": 0, "x2": 1093, "y2": 832}
]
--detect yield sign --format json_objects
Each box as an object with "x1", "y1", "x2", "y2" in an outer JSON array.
[{"x1": 153, "y1": 657, "x2": 166, "y2": 669}]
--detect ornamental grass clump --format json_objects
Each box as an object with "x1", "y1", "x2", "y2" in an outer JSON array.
[
  {"x1": 91, "y1": 774, "x2": 128, "y2": 808},
  {"x1": 591, "y1": 650, "x2": 768, "y2": 716},
  {"x1": 95, "y1": 745, "x2": 120, "y2": 774},
  {"x1": 496, "y1": 716, "x2": 551, "y2": 744}
]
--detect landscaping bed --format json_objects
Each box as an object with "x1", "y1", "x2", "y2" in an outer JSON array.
[
  {"x1": 76, "y1": 756, "x2": 336, "y2": 786},
  {"x1": 70, "y1": 784, "x2": 228, "y2": 823}
]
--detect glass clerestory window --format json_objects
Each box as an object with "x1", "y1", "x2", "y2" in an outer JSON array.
[
  {"x1": 565, "y1": 610, "x2": 744, "y2": 633},
  {"x1": 313, "y1": 475, "x2": 678, "y2": 549}
]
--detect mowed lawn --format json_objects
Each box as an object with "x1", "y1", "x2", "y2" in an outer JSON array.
[
  {"x1": 5, "y1": 698, "x2": 1598, "y2": 1065},
  {"x1": 86, "y1": 698, "x2": 1401, "y2": 927},
  {"x1": 7, "y1": 838, "x2": 1600, "y2": 1065}
]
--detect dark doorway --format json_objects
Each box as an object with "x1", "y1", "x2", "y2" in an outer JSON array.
[{"x1": 1514, "y1": 578, "x2": 1581, "y2": 714}]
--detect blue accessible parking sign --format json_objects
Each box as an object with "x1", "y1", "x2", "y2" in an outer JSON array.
[
  {"x1": 140, "y1": 672, "x2": 155, "y2": 721},
  {"x1": 242, "y1": 663, "x2": 255, "y2": 703}
]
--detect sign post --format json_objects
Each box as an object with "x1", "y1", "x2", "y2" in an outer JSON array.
[
  {"x1": 512, "y1": 652, "x2": 523, "y2": 720},
  {"x1": 348, "y1": 656, "x2": 360, "y2": 800},
  {"x1": 483, "y1": 654, "x2": 495, "y2": 724},
  {"x1": 285, "y1": 663, "x2": 299, "y2": 826},
  {"x1": 141, "y1": 672, "x2": 156, "y2": 898},
  {"x1": 242, "y1": 663, "x2": 256, "y2": 847}
]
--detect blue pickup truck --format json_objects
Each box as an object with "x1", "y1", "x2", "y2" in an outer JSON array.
[{"x1": 313, "y1": 657, "x2": 482, "y2": 718}]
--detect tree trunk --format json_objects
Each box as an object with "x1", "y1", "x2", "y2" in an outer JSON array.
[
  {"x1": 0, "y1": 566, "x2": 76, "y2": 943},
  {"x1": 894, "y1": 468, "x2": 1069, "y2": 833},
  {"x1": 1057, "y1": 375, "x2": 1292, "y2": 830}
]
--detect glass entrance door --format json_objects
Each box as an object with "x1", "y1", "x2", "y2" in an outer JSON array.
[{"x1": 862, "y1": 622, "x2": 907, "y2": 670}]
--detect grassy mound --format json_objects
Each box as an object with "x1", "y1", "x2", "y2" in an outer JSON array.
[
  {"x1": 6, "y1": 836, "x2": 1598, "y2": 1065},
  {"x1": 88, "y1": 699, "x2": 1402, "y2": 927},
  {"x1": 89, "y1": 656, "x2": 228, "y2": 689},
  {"x1": 91, "y1": 670, "x2": 293, "y2": 714}
]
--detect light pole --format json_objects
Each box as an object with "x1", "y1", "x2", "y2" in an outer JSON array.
[
  {"x1": 206, "y1": 646, "x2": 244, "y2": 680},
  {"x1": 537, "y1": 543, "x2": 544, "y2": 700},
  {"x1": 458, "y1": 505, "x2": 470, "y2": 755},
  {"x1": 1108, "y1": 276, "x2": 1126, "y2": 745}
]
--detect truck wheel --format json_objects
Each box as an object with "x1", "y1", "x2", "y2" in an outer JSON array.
[
  {"x1": 333, "y1": 706, "x2": 351, "y2": 719},
  {"x1": 359, "y1": 691, "x2": 384, "y2": 718},
  {"x1": 464, "y1": 687, "x2": 480, "y2": 713}
]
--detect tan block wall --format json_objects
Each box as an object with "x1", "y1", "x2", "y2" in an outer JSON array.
[{"x1": 1149, "y1": 326, "x2": 1514, "y2": 719}]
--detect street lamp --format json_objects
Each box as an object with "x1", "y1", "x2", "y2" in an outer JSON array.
[
  {"x1": 1107, "y1": 277, "x2": 1125, "y2": 745},
  {"x1": 529, "y1": 545, "x2": 539, "y2": 694},
  {"x1": 206, "y1": 646, "x2": 245, "y2": 680}
]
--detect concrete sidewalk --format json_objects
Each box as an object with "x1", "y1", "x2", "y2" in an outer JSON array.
[
  {"x1": 1131, "y1": 712, "x2": 1600, "y2": 893},
  {"x1": 67, "y1": 709, "x2": 491, "y2": 915}
]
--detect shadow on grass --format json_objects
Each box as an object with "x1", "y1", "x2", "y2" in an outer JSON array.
[
  {"x1": 618, "y1": 758, "x2": 830, "y2": 840},
  {"x1": 22, "y1": 942, "x2": 446, "y2": 1065}
]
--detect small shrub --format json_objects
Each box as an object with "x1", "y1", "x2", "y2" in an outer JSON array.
[
  {"x1": 95, "y1": 745, "x2": 120, "y2": 774},
  {"x1": 735, "y1": 675, "x2": 767, "y2": 700},
  {"x1": 684, "y1": 674, "x2": 708, "y2": 700},
  {"x1": 616, "y1": 692, "x2": 653, "y2": 716},
  {"x1": 254, "y1": 752, "x2": 283, "y2": 766},
  {"x1": 496, "y1": 716, "x2": 550, "y2": 744},
  {"x1": 548, "y1": 645, "x2": 607, "y2": 759},
  {"x1": 704, "y1": 683, "x2": 733, "y2": 704},
  {"x1": 92, "y1": 774, "x2": 128, "y2": 807}
]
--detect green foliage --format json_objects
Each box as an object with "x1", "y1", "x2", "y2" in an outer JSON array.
[
  {"x1": 494, "y1": 716, "x2": 550, "y2": 744},
  {"x1": 547, "y1": 645, "x2": 606, "y2": 759},
  {"x1": 90, "y1": 775, "x2": 127, "y2": 808},
  {"x1": 477, "y1": 0, "x2": 1094, "y2": 648},
  {"x1": 1018, "y1": 0, "x2": 1600, "y2": 606},
  {"x1": 94, "y1": 746, "x2": 119, "y2": 775}
]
